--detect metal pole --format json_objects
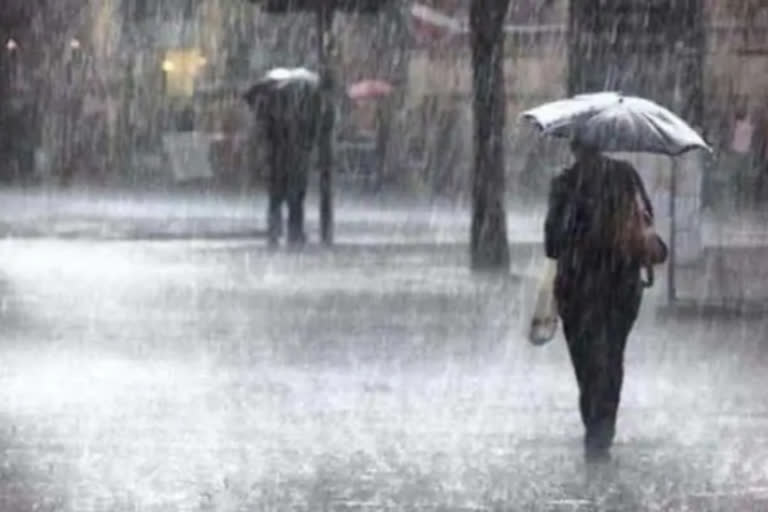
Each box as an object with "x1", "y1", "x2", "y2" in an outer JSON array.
[
  {"x1": 668, "y1": 157, "x2": 678, "y2": 303},
  {"x1": 316, "y1": 5, "x2": 334, "y2": 245}
]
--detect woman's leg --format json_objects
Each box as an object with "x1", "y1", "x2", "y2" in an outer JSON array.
[
  {"x1": 561, "y1": 291, "x2": 640, "y2": 461},
  {"x1": 583, "y1": 294, "x2": 641, "y2": 459}
]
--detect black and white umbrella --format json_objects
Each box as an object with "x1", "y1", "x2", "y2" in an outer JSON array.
[
  {"x1": 522, "y1": 92, "x2": 711, "y2": 304},
  {"x1": 521, "y1": 92, "x2": 710, "y2": 156},
  {"x1": 243, "y1": 67, "x2": 320, "y2": 109}
]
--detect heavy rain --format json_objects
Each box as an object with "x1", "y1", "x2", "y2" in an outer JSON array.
[{"x1": 0, "y1": 1, "x2": 767, "y2": 511}]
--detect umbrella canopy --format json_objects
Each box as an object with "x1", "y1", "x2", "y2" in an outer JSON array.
[
  {"x1": 243, "y1": 81, "x2": 273, "y2": 109},
  {"x1": 347, "y1": 79, "x2": 393, "y2": 101},
  {"x1": 243, "y1": 67, "x2": 319, "y2": 108},
  {"x1": 521, "y1": 92, "x2": 622, "y2": 134},
  {"x1": 248, "y1": 0, "x2": 391, "y2": 13},
  {"x1": 265, "y1": 67, "x2": 320, "y2": 88},
  {"x1": 521, "y1": 93, "x2": 711, "y2": 156}
]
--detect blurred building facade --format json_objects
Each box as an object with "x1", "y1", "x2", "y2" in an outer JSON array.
[
  {"x1": 1, "y1": 0, "x2": 768, "y2": 200},
  {"x1": 702, "y1": 1, "x2": 768, "y2": 206},
  {"x1": 396, "y1": 0, "x2": 768, "y2": 202},
  {"x1": 103, "y1": 0, "x2": 261, "y2": 184},
  {"x1": 0, "y1": 1, "x2": 38, "y2": 183},
  {"x1": 4, "y1": 0, "x2": 266, "y2": 185},
  {"x1": 0, "y1": 0, "x2": 90, "y2": 183},
  {"x1": 395, "y1": 0, "x2": 568, "y2": 196}
]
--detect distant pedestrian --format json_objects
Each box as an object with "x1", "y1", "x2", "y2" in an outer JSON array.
[
  {"x1": 246, "y1": 72, "x2": 321, "y2": 247},
  {"x1": 544, "y1": 138, "x2": 667, "y2": 462}
]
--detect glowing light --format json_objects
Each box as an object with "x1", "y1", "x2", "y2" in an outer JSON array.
[
  {"x1": 162, "y1": 49, "x2": 207, "y2": 97},
  {"x1": 6, "y1": 38, "x2": 17, "y2": 51},
  {"x1": 70, "y1": 38, "x2": 81, "y2": 50}
]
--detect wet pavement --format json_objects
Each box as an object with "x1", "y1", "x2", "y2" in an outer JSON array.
[
  {"x1": 0, "y1": 190, "x2": 767, "y2": 510},
  {"x1": 0, "y1": 186, "x2": 539, "y2": 243}
]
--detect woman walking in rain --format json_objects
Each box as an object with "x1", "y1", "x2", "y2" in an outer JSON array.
[
  {"x1": 544, "y1": 138, "x2": 666, "y2": 462},
  {"x1": 525, "y1": 92, "x2": 705, "y2": 462}
]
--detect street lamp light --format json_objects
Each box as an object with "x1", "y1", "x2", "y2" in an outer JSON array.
[{"x1": 6, "y1": 38, "x2": 18, "y2": 51}]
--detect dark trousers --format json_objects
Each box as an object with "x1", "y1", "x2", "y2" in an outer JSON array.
[
  {"x1": 268, "y1": 188, "x2": 306, "y2": 246},
  {"x1": 558, "y1": 284, "x2": 641, "y2": 458},
  {"x1": 267, "y1": 149, "x2": 309, "y2": 247}
]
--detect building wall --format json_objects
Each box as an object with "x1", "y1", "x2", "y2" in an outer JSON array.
[
  {"x1": 703, "y1": 0, "x2": 768, "y2": 139},
  {"x1": 20, "y1": 0, "x2": 104, "y2": 181},
  {"x1": 70, "y1": 1, "x2": 265, "y2": 179},
  {"x1": 393, "y1": 0, "x2": 768, "y2": 196},
  {"x1": 398, "y1": 2, "x2": 568, "y2": 195},
  {"x1": 25, "y1": 0, "x2": 768, "y2": 190}
]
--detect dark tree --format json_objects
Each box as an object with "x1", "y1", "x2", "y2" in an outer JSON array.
[{"x1": 469, "y1": 0, "x2": 511, "y2": 270}]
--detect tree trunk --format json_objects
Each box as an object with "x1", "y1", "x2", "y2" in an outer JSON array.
[{"x1": 469, "y1": 0, "x2": 511, "y2": 270}]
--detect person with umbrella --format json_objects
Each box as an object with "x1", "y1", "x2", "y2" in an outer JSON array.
[
  {"x1": 523, "y1": 93, "x2": 709, "y2": 462},
  {"x1": 545, "y1": 136, "x2": 662, "y2": 462},
  {"x1": 244, "y1": 68, "x2": 322, "y2": 247}
]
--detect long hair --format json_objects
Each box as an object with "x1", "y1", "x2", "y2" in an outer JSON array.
[{"x1": 568, "y1": 155, "x2": 638, "y2": 256}]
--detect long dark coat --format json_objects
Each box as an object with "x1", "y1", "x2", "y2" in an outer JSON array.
[
  {"x1": 545, "y1": 154, "x2": 654, "y2": 307},
  {"x1": 262, "y1": 85, "x2": 322, "y2": 199},
  {"x1": 544, "y1": 153, "x2": 655, "y2": 457}
]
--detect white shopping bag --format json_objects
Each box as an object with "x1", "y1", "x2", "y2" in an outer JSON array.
[{"x1": 528, "y1": 259, "x2": 559, "y2": 346}]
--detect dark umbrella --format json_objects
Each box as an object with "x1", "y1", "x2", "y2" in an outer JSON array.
[
  {"x1": 243, "y1": 80, "x2": 273, "y2": 110},
  {"x1": 243, "y1": 67, "x2": 320, "y2": 109}
]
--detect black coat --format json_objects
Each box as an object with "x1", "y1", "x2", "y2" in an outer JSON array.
[
  {"x1": 264, "y1": 86, "x2": 321, "y2": 154},
  {"x1": 544, "y1": 154, "x2": 653, "y2": 308},
  {"x1": 254, "y1": 85, "x2": 322, "y2": 197}
]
